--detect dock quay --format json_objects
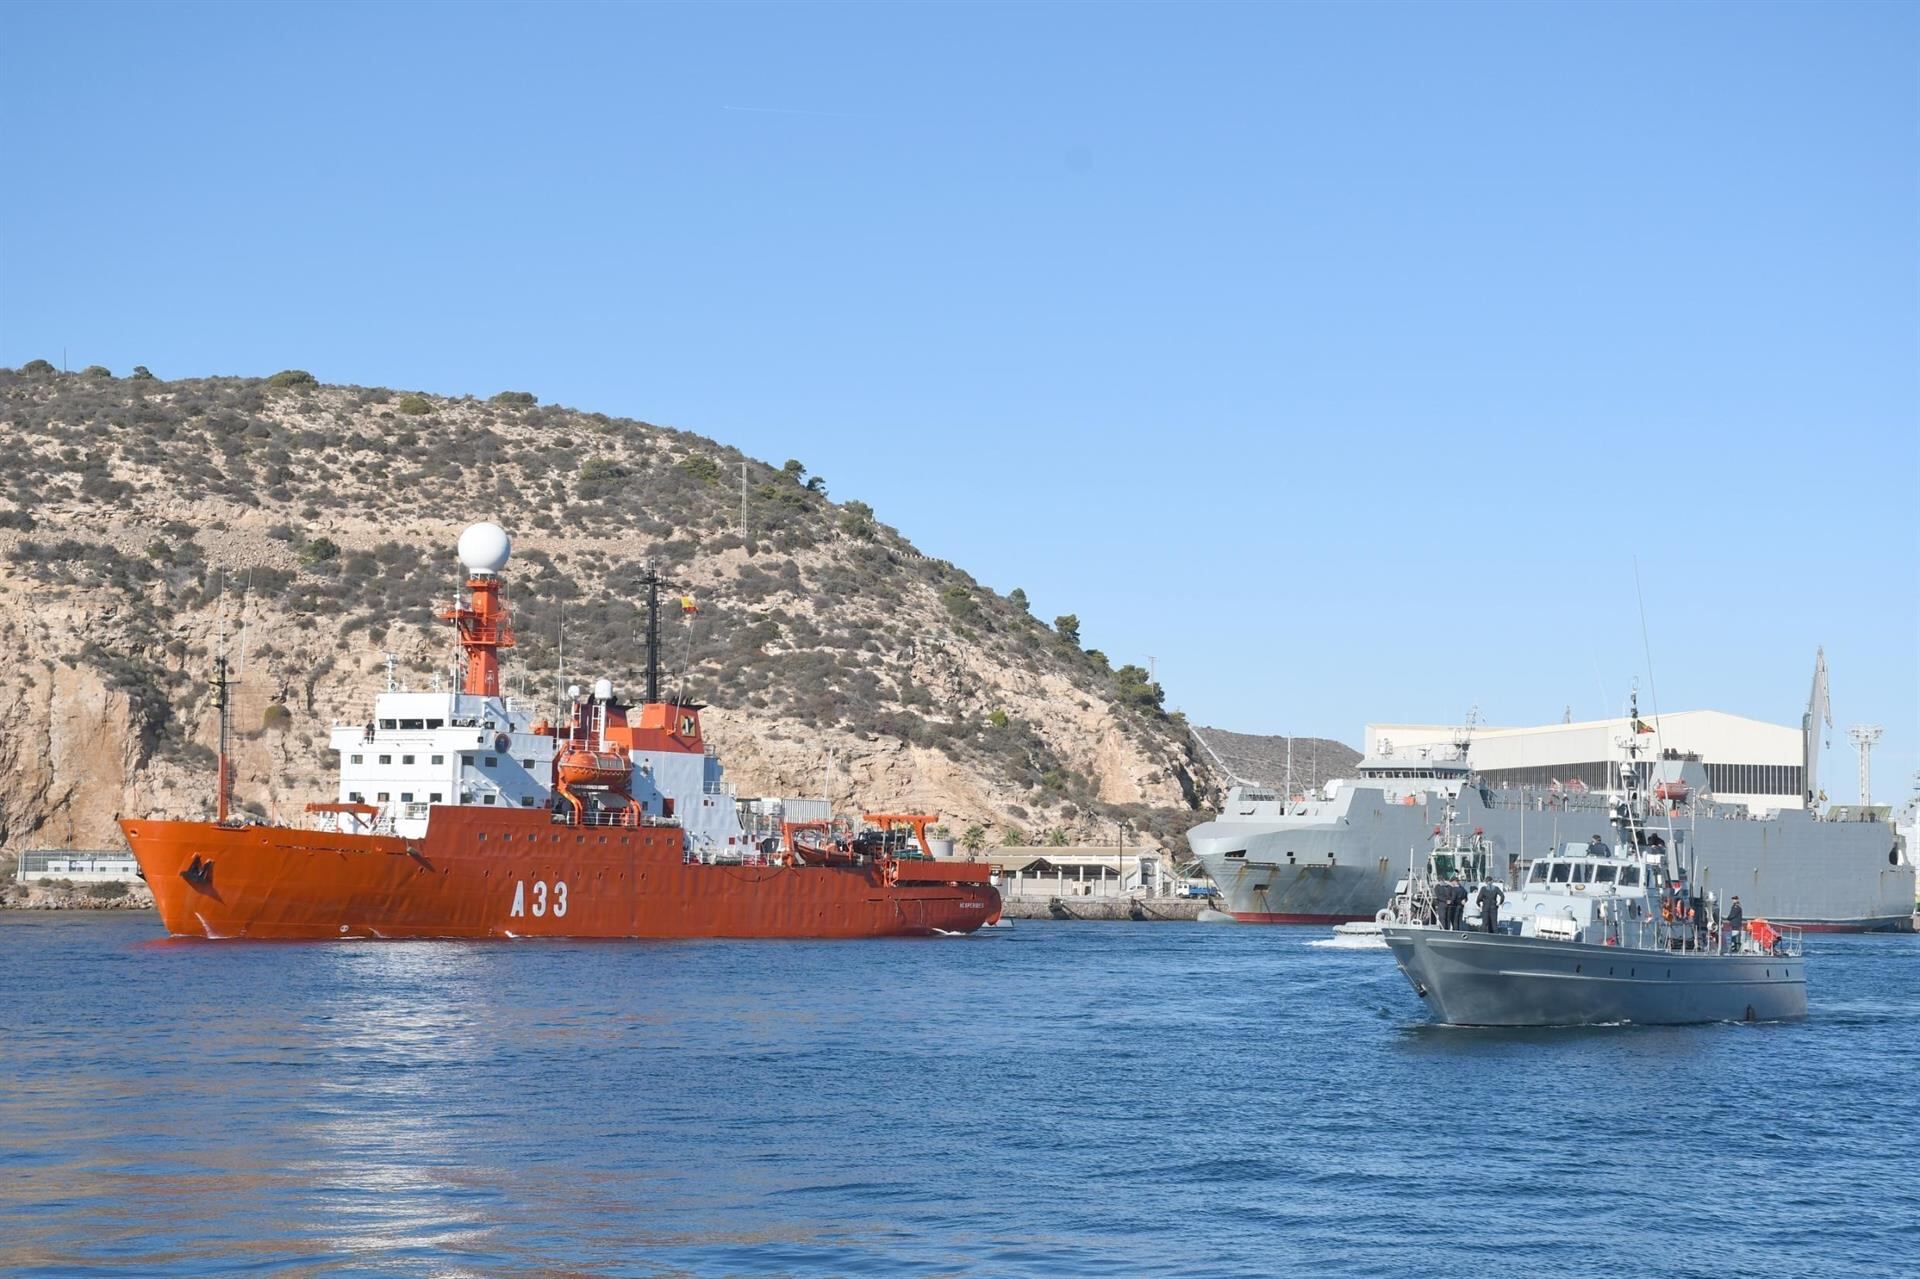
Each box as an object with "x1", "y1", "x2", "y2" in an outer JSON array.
[{"x1": 1000, "y1": 894, "x2": 1212, "y2": 922}]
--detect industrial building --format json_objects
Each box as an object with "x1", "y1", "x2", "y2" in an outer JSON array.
[{"x1": 1364, "y1": 709, "x2": 1816, "y2": 812}]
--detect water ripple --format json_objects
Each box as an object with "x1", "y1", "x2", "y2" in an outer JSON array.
[{"x1": 1, "y1": 915, "x2": 1915, "y2": 1277}]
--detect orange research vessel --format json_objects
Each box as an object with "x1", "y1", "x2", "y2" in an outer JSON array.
[{"x1": 121, "y1": 523, "x2": 1001, "y2": 940}]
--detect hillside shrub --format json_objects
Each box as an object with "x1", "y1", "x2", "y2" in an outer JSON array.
[
  {"x1": 81, "y1": 365, "x2": 113, "y2": 379},
  {"x1": 298, "y1": 536, "x2": 339, "y2": 565},
  {"x1": 397, "y1": 395, "x2": 433, "y2": 415},
  {"x1": 267, "y1": 369, "x2": 317, "y2": 388},
  {"x1": 490, "y1": 390, "x2": 537, "y2": 407}
]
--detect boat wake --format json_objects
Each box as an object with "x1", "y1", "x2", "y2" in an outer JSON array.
[{"x1": 1309, "y1": 935, "x2": 1388, "y2": 952}]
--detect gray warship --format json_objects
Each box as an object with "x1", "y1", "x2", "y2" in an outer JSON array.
[
  {"x1": 1381, "y1": 735, "x2": 1807, "y2": 1027},
  {"x1": 1190, "y1": 658, "x2": 1914, "y2": 932}
]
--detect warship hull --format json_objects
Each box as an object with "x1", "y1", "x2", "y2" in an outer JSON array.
[
  {"x1": 122, "y1": 810, "x2": 1001, "y2": 941},
  {"x1": 1192, "y1": 789, "x2": 1913, "y2": 931},
  {"x1": 1382, "y1": 926, "x2": 1808, "y2": 1026}
]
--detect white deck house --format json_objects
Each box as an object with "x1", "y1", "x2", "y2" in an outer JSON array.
[{"x1": 329, "y1": 689, "x2": 556, "y2": 837}]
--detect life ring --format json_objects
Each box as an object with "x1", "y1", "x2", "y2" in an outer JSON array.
[
  {"x1": 1375, "y1": 908, "x2": 1393, "y2": 924},
  {"x1": 495, "y1": 732, "x2": 512, "y2": 752}
]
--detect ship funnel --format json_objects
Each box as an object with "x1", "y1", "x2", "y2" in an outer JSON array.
[{"x1": 456, "y1": 522, "x2": 512, "y2": 576}]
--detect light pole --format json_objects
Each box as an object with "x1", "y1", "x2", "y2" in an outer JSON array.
[{"x1": 1117, "y1": 819, "x2": 1130, "y2": 899}]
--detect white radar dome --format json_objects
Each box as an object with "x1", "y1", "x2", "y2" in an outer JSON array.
[
  {"x1": 456, "y1": 522, "x2": 512, "y2": 575},
  {"x1": 593, "y1": 677, "x2": 614, "y2": 702}
]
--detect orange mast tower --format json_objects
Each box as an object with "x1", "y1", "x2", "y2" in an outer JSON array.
[{"x1": 437, "y1": 523, "x2": 516, "y2": 696}]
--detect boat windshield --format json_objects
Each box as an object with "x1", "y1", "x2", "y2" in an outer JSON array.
[
  {"x1": 1528, "y1": 862, "x2": 1549, "y2": 884},
  {"x1": 1620, "y1": 866, "x2": 1642, "y2": 886},
  {"x1": 1549, "y1": 863, "x2": 1571, "y2": 883},
  {"x1": 1594, "y1": 864, "x2": 1617, "y2": 883},
  {"x1": 1570, "y1": 863, "x2": 1591, "y2": 883}
]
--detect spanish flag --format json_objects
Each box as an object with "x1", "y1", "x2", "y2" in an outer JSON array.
[
  {"x1": 1632, "y1": 717, "x2": 1654, "y2": 734},
  {"x1": 680, "y1": 595, "x2": 699, "y2": 616}
]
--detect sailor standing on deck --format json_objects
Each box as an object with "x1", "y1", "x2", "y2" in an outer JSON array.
[
  {"x1": 1447, "y1": 872, "x2": 1466, "y2": 929},
  {"x1": 1726, "y1": 895, "x2": 1745, "y2": 949},
  {"x1": 1476, "y1": 878, "x2": 1505, "y2": 934},
  {"x1": 1587, "y1": 834, "x2": 1608, "y2": 857}
]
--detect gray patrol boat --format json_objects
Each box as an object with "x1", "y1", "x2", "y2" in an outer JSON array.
[{"x1": 1382, "y1": 736, "x2": 1808, "y2": 1026}]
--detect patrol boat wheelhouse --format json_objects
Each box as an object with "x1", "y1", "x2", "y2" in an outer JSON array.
[{"x1": 1381, "y1": 733, "x2": 1808, "y2": 1027}]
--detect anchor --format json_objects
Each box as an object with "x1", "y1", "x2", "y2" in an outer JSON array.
[{"x1": 180, "y1": 855, "x2": 217, "y2": 893}]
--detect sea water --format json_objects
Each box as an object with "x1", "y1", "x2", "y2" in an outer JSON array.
[{"x1": 1, "y1": 913, "x2": 1914, "y2": 1278}]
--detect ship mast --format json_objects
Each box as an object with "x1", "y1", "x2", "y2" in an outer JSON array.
[
  {"x1": 214, "y1": 633, "x2": 231, "y2": 823},
  {"x1": 642, "y1": 563, "x2": 663, "y2": 704},
  {"x1": 438, "y1": 524, "x2": 515, "y2": 697}
]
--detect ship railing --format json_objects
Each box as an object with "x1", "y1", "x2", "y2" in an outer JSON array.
[
  {"x1": 1727, "y1": 921, "x2": 1802, "y2": 957},
  {"x1": 558, "y1": 810, "x2": 642, "y2": 829}
]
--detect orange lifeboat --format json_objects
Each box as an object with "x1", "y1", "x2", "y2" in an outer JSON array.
[
  {"x1": 1654, "y1": 780, "x2": 1691, "y2": 804},
  {"x1": 556, "y1": 749, "x2": 632, "y2": 789}
]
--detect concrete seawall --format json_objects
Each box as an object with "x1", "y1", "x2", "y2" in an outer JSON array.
[{"x1": 1001, "y1": 894, "x2": 1212, "y2": 922}]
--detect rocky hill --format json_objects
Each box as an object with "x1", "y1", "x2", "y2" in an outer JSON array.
[
  {"x1": 0, "y1": 364, "x2": 1225, "y2": 856},
  {"x1": 1191, "y1": 727, "x2": 1360, "y2": 794}
]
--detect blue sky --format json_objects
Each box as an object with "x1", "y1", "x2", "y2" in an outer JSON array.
[{"x1": 3, "y1": 1, "x2": 1914, "y2": 802}]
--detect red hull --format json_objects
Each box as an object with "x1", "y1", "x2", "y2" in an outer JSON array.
[{"x1": 121, "y1": 809, "x2": 1000, "y2": 940}]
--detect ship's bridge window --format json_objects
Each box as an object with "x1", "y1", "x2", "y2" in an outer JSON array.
[
  {"x1": 400, "y1": 718, "x2": 424, "y2": 731},
  {"x1": 485, "y1": 756, "x2": 498, "y2": 768},
  {"x1": 400, "y1": 792, "x2": 414, "y2": 803},
  {"x1": 521, "y1": 797, "x2": 534, "y2": 807},
  {"x1": 1570, "y1": 863, "x2": 1591, "y2": 884},
  {"x1": 521, "y1": 758, "x2": 534, "y2": 768},
  {"x1": 1620, "y1": 866, "x2": 1642, "y2": 886},
  {"x1": 402, "y1": 755, "x2": 415, "y2": 765},
  {"x1": 1528, "y1": 863, "x2": 1549, "y2": 884},
  {"x1": 426, "y1": 719, "x2": 444, "y2": 729},
  {"x1": 430, "y1": 792, "x2": 442, "y2": 803},
  {"x1": 1594, "y1": 864, "x2": 1617, "y2": 883},
  {"x1": 431, "y1": 754, "x2": 445, "y2": 765},
  {"x1": 1549, "y1": 863, "x2": 1571, "y2": 883},
  {"x1": 379, "y1": 755, "x2": 392, "y2": 765},
  {"x1": 350, "y1": 754, "x2": 363, "y2": 765},
  {"x1": 377, "y1": 791, "x2": 390, "y2": 802},
  {"x1": 379, "y1": 719, "x2": 397, "y2": 730}
]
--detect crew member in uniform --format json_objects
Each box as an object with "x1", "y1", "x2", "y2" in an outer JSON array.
[
  {"x1": 1448, "y1": 872, "x2": 1467, "y2": 929},
  {"x1": 1726, "y1": 895, "x2": 1745, "y2": 948},
  {"x1": 1476, "y1": 878, "x2": 1505, "y2": 934}
]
